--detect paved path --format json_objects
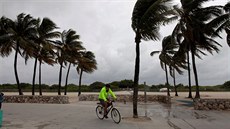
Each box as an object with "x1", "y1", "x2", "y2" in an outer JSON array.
[{"x1": 1, "y1": 96, "x2": 230, "y2": 129}]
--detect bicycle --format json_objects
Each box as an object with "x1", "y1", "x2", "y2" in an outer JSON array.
[{"x1": 96, "y1": 100, "x2": 121, "y2": 124}]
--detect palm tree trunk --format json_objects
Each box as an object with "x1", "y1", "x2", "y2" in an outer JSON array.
[
  {"x1": 187, "y1": 50, "x2": 192, "y2": 98},
  {"x1": 14, "y1": 42, "x2": 23, "y2": 95},
  {"x1": 164, "y1": 63, "x2": 170, "y2": 96},
  {"x1": 173, "y1": 68, "x2": 178, "y2": 96},
  {"x1": 64, "y1": 63, "x2": 71, "y2": 95},
  {"x1": 32, "y1": 57, "x2": 38, "y2": 95},
  {"x1": 39, "y1": 60, "x2": 42, "y2": 95},
  {"x1": 133, "y1": 30, "x2": 141, "y2": 118},
  {"x1": 191, "y1": 49, "x2": 200, "y2": 98},
  {"x1": 58, "y1": 62, "x2": 63, "y2": 95},
  {"x1": 78, "y1": 69, "x2": 83, "y2": 96}
]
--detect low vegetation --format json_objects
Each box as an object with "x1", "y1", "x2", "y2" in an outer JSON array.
[{"x1": 0, "y1": 80, "x2": 229, "y2": 93}]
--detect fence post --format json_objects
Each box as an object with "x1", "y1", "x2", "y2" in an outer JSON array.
[{"x1": 144, "y1": 82, "x2": 147, "y2": 103}]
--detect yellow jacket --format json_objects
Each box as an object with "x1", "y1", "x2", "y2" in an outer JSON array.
[{"x1": 98, "y1": 86, "x2": 116, "y2": 101}]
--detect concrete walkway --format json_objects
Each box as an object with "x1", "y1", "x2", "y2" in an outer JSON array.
[{"x1": 1, "y1": 96, "x2": 230, "y2": 129}]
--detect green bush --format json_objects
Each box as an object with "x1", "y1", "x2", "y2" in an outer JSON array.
[
  {"x1": 223, "y1": 81, "x2": 230, "y2": 88},
  {"x1": 89, "y1": 81, "x2": 105, "y2": 91}
]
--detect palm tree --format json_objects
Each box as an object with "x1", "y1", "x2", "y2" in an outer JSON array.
[
  {"x1": 0, "y1": 17, "x2": 13, "y2": 58},
  {"x1": 31, "y1": 17, "x2": 60, "y2": 95},
  {"x1": 150, "y1": 36, "x2": 176, "y2": 96},
  {"x1": 170, "y1": 54, "x2": 187, "y2": 97},
  {"x1": 171, "y1": 0, "x2": 230, "y2": 98},
  {"x1": 77, "y1": 51, "x2": 97, "y2": 96},
  {"x1": 0, "y1": 13, "x2": 37, "y2": 95},
  {"x1": 224, "y1": 2, "x2": 230, "y2": 46},
  {"x1": 37, "y1": 43, "x2": 56, "y2": 95},
  {"x1": 132, "y1": 0, "x2": 173, "y2": 118},
  {"x1": 54, "y1": 29, "x2": 83, "y2": 95},
  {"x1": 63, "y1": 30, "x2": 84, "y2": 95},
  {"x1": 172, "y1": 24, "x2": 192, "y2": 98},
  {"x1": 151, "y1": 35, "x2": 186, "y2": 96}
]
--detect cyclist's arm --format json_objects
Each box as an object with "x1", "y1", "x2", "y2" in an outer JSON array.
[{"x1": 109, "y1": 89, "x2": 117, "y2": 100}]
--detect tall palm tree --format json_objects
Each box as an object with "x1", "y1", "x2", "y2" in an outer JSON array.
[
  {"x1": 0, "y1": 13, "x2": 37, "y2": 95},
  {"x1": 76, "y1": 51, "x2": 97, "y2": 96},
  {"x1": 31, "y1": 17, "x2": 60, "y2": 95},
  {"x1": 132, "y1": 0, "x2": 173, "y2": 117},
  {"x1": 171, "y1": 0, "x2": 230, "y2": 98}
]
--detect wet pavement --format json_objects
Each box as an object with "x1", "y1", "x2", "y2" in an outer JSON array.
[{"x1": 1, "y1": 97, "x2": 230, "y2": 129}]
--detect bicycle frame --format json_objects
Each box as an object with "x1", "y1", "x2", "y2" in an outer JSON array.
[{"x1": 106, "y1": 101, "x2": 114, "y2": 114}]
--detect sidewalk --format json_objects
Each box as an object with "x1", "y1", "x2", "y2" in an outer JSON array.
[
  {"x1": 1, "y1": 101, "x2": 172, "y2": 129},
  {"x1": 2, "y1": 91, "x2": 230, "y2": 129},
  {"x1": 1, "y1": 98, "x2": 230, "y2": 129}
]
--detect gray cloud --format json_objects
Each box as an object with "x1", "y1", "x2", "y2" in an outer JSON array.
[{"x1": 0, "y1": 0, "x2": 229, "y2": 86}]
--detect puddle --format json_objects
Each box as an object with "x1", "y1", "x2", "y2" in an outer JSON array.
[{"x1": 122, "y1": 116, "x2": 151, "y2": 122}]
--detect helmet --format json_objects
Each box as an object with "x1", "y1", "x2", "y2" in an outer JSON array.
[{"x1": 105, "y1": 84, "x2": 110, "y2": 88}]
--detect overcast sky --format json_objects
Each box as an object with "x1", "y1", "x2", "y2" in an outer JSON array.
[{"x1": 0, "y1": 0, "x2": 229, "y2": 86}]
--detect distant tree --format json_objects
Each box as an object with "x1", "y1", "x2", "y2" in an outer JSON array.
[
  {"x1": 223, "y1": 81, "x2": 230, "y2": 88},
  {"x1": 89, "y1": 81, "x2": 105, "y2": 90},
  {"x1": 110, "y1": 81, "x2": 120, "y2": 87},
  {"x1": 119, "y1": 79, "x2": 134, "y2": 89}
]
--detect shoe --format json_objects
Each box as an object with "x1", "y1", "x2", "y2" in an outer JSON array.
[{"x1": 104, "y1": 115, "x2": 108, "y2": 119}]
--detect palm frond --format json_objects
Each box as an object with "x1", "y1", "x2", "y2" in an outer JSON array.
[{"x1": 150, "y1": 51, "x2": 160, "y2": 56}]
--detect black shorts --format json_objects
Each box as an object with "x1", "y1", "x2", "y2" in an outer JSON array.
[{"x1": 99, "y1": 99, "x2": 107, "y2": 106}]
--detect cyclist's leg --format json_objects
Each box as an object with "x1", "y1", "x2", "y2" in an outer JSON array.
[
  {"x1": 99, "y1": 99, "x2": 108, "y2": 118},
  {"x1": 99, "y1": 99, "x2": 105, "y2": 106}
]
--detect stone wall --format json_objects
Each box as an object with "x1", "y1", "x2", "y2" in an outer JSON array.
[
  {"x1": 79, "y1": 94, "x2": 170, "y2": 103},
  {"x1": 3, "y1": 95, "x2": 69, "y2": 104},
  {"x1": 194, "y1": 99, "x2": 230, "y2": 110}
]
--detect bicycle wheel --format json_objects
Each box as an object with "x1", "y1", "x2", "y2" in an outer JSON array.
[
  {"x1": 111, "y1": 108, "x2": 121, "y2": 124},
  {"x1": 96, "y1": 105, "x2": 104, "y2": 120}
]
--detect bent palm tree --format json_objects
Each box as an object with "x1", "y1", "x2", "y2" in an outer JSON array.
[
  {"x1": 37, "y1": 43, "x2": 56, "y2": 95},
  {"x1": 77, "y1": 51, "x2": 97, "y2": 96},
  {"x1": 0, "y1": 13, "x2": 37, "y2": 95},
  {"x1": 171, "y1": 0, "x2": 230, "y2": 98},
  {"x1": 151, "y1": 35, "x2": 186, "y2": 96},
  {"x1": 0, "y1": 17, "x2": 13, "y2": 58},
  {"x1": 150, "y1": 36, "x2": 176, "y2": 96},
  {"x1": 132, "y1": 0, "x2": 173, "y2": 118},
  {"x1": 224, "y1": 2, "x2": 230, "y2": 46},
  {"x1": 31, "y1": 17, "x2": 59, "y2": 95},
  {"x1": 63, "y1": 30, "x2": 84, "y2": 95},
  {"x1": 55, "y1": 29, "x2": 84, "y2": 95}
]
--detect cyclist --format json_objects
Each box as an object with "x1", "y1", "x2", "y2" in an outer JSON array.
[{"x1": 98, "y1": 84, "x2": 117, "y2": 118}]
